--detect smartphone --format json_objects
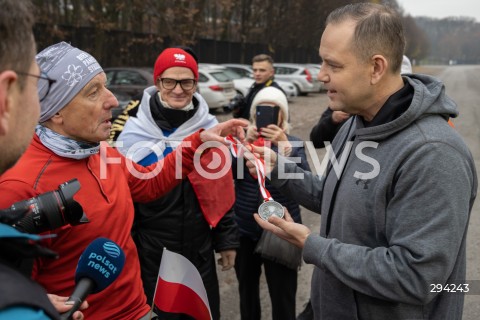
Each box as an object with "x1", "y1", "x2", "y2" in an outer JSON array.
[{"x1": 255, "y1": 105, "x2": 280, "y2": 129}]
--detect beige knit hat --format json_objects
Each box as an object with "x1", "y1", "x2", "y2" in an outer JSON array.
[{"x1": 250, "y1": 86, "x2": 289, "y2": 133}]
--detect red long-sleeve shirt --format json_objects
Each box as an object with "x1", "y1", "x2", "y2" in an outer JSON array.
[{"x1": 0, "y1": 132, "x2": 202, "y2": 320}]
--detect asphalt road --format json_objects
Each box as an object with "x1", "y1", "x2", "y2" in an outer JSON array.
[{"x1": 215, "y1": 65, "x2": 480, "y2": 319}]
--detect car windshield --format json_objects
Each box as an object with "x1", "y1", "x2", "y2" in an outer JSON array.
[
  {"x1": 222, "y1": 68, "x2": 243, "y2": 80},
  {"x1": 209, "y1": 70, "x2": 231, "y2": 82},
  {"x1": 116, "y1": 70, "x2": 149, "y2": 85}
]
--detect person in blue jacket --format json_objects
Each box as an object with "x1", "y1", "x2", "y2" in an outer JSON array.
[{"x1": 0, "y1": 1, "x2": 87, "y2": 319}]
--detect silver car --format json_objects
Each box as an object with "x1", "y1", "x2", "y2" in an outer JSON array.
[
  {"x1": 199, "y1": 63, "x2": 253, "y2": 97},
  {"x1": 197, "y1": 65, "x2": 236, "y2": 110},
  {"x1": 221, "y1": 63, "x2": 297, "y2": 98},
  {"x1": 273, "y1": 63, "x2": 319, "y2": 96},
  {"x1": 305, "y1": 64, "x2": 324, "y2": 92}
]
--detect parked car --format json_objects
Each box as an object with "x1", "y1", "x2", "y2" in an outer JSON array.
[
  {"x1": 197, "y1": 65, "x2": 236, "y2": 111},
  {"x1": 305, "y1": 64, "x2": 324, "y2": 92},
  {"x1": 223, "y1": 68, "x2": 256, "y2": 96},
  {"x1": 104, "y1": 67, "x2": 154, "y2": 118},
  {"x1": 221, "y1": 63, "x2": 297, "y2": 98},
  {"x1": 199, "y1": 63, "x2": 252, "y2": 97},
  {"x1": 221, "y1": 63, "x2": 254, "y2": 79},
  {"x1": 106, "y1": 65, "x2": 237, "y2": 115},
  {"x1": 273, "y1": 63, "x2": 319, "y2": 96}
]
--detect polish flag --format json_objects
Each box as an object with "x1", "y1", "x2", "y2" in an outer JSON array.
[{"x1": 153, "y1": 248, "x2": 212, "y2": 320}]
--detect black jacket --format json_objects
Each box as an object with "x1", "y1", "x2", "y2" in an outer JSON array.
[
  {"x1": 111, "y1": 94, "x2": 239, "y2": 319},
  {"x1": 0, "y1": 229, "x2": 59, "y2": 319},
  {"x1": 0, "y1": 264, "x2": 59, "y2": 319},
  {"x1": 309, "y1": 107, "x2": 347, "y2": 148}
]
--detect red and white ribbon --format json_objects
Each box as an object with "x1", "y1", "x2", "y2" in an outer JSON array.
[{"x1": 225, "y1": 135, "x2": 273, "y2": 202}]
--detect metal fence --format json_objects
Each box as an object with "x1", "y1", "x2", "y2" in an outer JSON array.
[{"x1": 33, "y1": 24, "x2": 320, "y2": 68}]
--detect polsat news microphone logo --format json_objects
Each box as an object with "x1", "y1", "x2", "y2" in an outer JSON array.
[
  {"x1": 78, "y1": 238, "x2": 125, "y2": 280},
  {"x1": 102, "y1": 241, "x2": 121, "y2": 258}
]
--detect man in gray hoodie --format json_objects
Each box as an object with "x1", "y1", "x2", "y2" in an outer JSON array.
[{"x1": 251, "y1": 3, "x2": 477, "y2": 320}]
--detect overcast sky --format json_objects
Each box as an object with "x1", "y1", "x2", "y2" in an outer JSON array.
[{"x1": 397, "y1": 0, "x2": 480, "y2": 21}]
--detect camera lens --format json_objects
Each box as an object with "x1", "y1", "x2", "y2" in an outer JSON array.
[
  {"x1": 17, "y1": 191, "x2": 67, "y2": 233},
  {"x1": 4, "y1": 179, "x2": 86, "y2": 234},
  {"x1": 57, "y1": 179, "x2": 84, "y2": 225}
]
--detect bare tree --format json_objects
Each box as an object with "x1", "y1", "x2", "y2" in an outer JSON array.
[{"x1": 31, "y1": 0, "x2": 448, "y2": 65}]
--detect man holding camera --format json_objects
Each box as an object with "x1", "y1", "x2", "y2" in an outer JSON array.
[
  {"x1": 0, "y1": 1, "x2": 89, "y2": 319},
  {"x1": 0, "y1": 2, "x2": 93, "y2": 320},
  {"x1": 0, "y1": 40, "x2": 246, "y2": 319}
]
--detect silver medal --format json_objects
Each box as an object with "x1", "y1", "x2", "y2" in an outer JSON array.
[{"x1": 258, "y1": 200, "x2": 285, "y2": 221}]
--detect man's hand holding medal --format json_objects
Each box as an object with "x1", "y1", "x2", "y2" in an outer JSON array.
[{"x1": 226, "y1": 136, "x2": 312, "y2": 249}]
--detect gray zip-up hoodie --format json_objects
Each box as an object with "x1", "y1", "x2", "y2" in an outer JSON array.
[{"x1": 271, "y1": 74, "x2": 477, "y2": 320}]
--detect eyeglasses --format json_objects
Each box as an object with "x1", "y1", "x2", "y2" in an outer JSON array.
[
  {"x1": 159, "y1": 78, "x2": 196, "y2": 91},
  {"x1": 16, "y1": 71, "x2": 56, "y2": 102}
]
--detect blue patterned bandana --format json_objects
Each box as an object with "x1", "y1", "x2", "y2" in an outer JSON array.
[{"x1": 35, "y1": 125, "x2": 100, "y2": 159}]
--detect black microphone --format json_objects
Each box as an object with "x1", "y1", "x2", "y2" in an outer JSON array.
[{"x1": 60, "y1": 238, "x2": 125, "y2": 320}]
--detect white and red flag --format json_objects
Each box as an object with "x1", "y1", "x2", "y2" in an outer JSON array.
[{"x1": 152, "y1": 248, "x2": 212, "y2": 320}]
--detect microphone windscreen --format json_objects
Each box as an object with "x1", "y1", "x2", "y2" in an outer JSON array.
[{"x1": 74, "y1": 237, "x2": 125, "y2": 293}]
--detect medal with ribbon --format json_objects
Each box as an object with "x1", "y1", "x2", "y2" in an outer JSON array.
[{"x1": 225, "y1": 135, "x2": 285, "y2": 220}]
